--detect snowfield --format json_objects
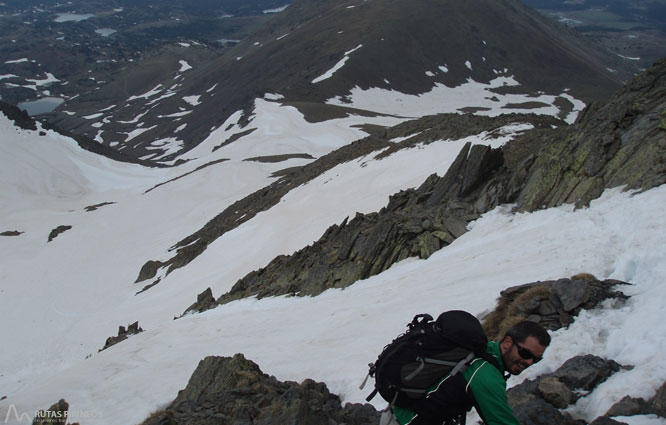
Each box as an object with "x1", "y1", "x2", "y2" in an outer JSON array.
[
  {"x1": 1, "y1": 93, "x2": 665, "y2": 425},
  {"x1": 326, "y1": 76, "x2": 585, "y2": 124}
]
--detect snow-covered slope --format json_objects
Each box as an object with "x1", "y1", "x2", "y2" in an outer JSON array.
[{"x1": 1, "y1": 89, "x2": 665, "y2": 425}]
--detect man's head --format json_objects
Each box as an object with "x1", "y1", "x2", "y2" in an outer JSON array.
[{"x1": 499, "y1": 320, "x2": 550, "y2": 375}]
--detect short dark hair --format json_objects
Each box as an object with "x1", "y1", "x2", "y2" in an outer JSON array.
[{"x1": 504, "y1": 320, "x2": 551, "y2": 347}]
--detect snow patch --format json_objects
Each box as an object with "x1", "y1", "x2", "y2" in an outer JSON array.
[
  {"x1": 183, "y1": 95, "x2": 201, "y2": 106},
  {"x1": 312, "y1": 44, "x2": 363, "y2": 84},
  {"x1": 178, "y1": 60, "x2": 193, "y2": 72}
]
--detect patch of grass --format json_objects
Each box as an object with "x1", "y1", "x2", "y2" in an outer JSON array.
[
  {"x1": 571, "y1": 272, "x2": 597, "y2": 280},
  {"x1": 483, "y1": 284, "x2": 551, "y2": 341}
]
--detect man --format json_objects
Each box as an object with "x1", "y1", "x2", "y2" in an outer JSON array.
[{"x1": 390, "y1": 320, "x2": 551, "y2": 425}]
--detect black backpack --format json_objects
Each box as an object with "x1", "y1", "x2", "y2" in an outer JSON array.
[{"x1": 362, "y1": 310, "x2": 500, "y2": 409}]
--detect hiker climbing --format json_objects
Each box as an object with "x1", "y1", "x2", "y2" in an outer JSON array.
[{"x1": 364, "y1": 310, "x2": 550, "y2": 425}]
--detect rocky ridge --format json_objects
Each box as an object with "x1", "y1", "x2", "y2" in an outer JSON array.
[
  {"x1": 137, "y1": 354, "x2": 379, "y2": 425},
  {"x1": 515, "y1": 57, "x2": 666, "y2": 211},
  {"x1": 171, "y1": 57, "x2": 665, "y2": 312},
  {"x1": 136, "y1": 112, "x2": 561, "y2": 290}
]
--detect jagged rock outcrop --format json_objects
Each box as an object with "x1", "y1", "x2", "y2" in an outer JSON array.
[
  {"x1": 181, "y1": 288, "x2": 216, "y2": 316},
  {"x1": 482, "y1": 274, "x2": 629, "y2": 341},
  {"x1": 215, "y1": 142, "x2": 503, "y2": 304},
  {"x1": 507, "y1": 355, "x2": 623, "y2": 425},
  {"x1": 47, "y1": 225, "x2": 72, "y2": 242},
  {"x1": 515, "y1": 57, "x2": 666, "y2": 211},
  {"x1": 99, "y1": 322, "x2": 144, "y2": 352},
  {"x1": 138, "y1": 354, "x2": 380, "y2": 425}
]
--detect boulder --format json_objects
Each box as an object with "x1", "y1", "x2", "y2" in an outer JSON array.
[
  {"x1": 538, "y1": 376, "x2": 574, "y2": 409},
  {"x1": 605, "y1": 395, "x2": 650, "y2": 417},
  {"x1": 511, "y1": 398, "x2": 578, "y2": 425},
  {"x1": 139, "y1": 354, "x2": 380, "y2": 425},
  {"x1": 551, "y1": 355, "x2": 621, "y2": 392},
  {"x1": 552, "y1": 278, "x2": 591, "y2": 312}
]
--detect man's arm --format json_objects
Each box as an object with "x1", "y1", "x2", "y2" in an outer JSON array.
[{"x1": 467, "y1": 362, "x2": 521, "y2": 425}]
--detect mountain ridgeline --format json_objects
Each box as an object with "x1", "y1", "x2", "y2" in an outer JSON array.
[{"x1": 45, "y1": 0, "x2": 627, "y2": 162}]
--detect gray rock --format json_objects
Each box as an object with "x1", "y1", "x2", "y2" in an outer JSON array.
[
  {"x1": 539, "y1": 300, "x2": 557, "y2": 315},
  {"x1": 551, "y1": 355, "x2": 621, "y2": 392},
  {"x1": 507, "y1": 384, "x2": 539, "y2": 408},
  {"x1": 605, "y1": 395, "x2": 650, "y2": 416},
  {"x1": 512, "y1": 397, "x2": 577, "y2": 425},
  {"x1": 552, "y1": 279, "x2": 591, "y2": 312},
  {"x1": 538, "y1": 377, "x2": 574, "y2": 408}
]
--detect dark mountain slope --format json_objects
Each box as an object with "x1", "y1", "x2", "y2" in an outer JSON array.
[
  {"x1": 48, "y1": 0, "x2": 627, "y2": 162},
  {"x1": 255, "y1": 0, "x2": 626, "y2": 101},
  {"x1": 171, "y1": 0, "x2": 626, "y2": 150}
]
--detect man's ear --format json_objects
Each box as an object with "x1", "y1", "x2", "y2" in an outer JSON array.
[{"x1": 499, "y1": 336, "x2": 513, "y2": 354}]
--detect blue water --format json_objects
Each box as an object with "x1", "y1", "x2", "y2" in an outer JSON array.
[{"x1": 18, "y1": 97, "x2": 64, "y2": 115}]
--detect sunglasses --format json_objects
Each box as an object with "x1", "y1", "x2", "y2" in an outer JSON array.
[{"x1": 514, "y1": 342, "x2": 543, "y2": 363}]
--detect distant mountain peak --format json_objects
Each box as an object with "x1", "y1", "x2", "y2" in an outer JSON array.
[{"x1": 46, "y1": 0, "x2": 628, "y2": 162}]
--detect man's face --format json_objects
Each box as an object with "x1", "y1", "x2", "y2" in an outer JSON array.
[{"x1": 500, "y1": 335, "x2": 547, "y2": 375}]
